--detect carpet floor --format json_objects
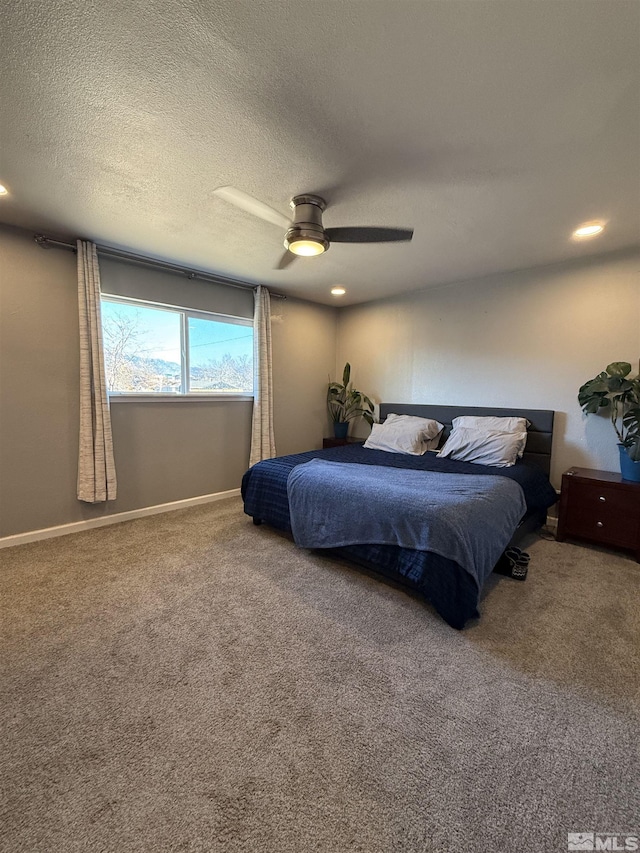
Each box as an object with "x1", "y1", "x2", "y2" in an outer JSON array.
[{"x1": 1, "y1": 497, "x2": 638, "y2": 853}]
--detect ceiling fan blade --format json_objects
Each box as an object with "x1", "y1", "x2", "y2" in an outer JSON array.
[
  {"x1": 213, "y1": 186, "x2": 291, "y2": 230},
  {"x1": 275, "y1": 250, "x2": 298, "y2": 270},
  {"x1": 326, "y1": 227, "x2": 414, "y2": 244}
]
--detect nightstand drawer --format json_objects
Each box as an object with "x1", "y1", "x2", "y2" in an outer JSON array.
[{"x1": 564, "y1": 495, "x2": 639, "y2": 547}]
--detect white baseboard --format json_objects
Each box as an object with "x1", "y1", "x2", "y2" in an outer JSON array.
[{"x1": 0, "y1": 488, "x2": 241, "y2": 549}]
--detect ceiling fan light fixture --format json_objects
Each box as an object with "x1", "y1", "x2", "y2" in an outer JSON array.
[
  {"x1": 286, "y1": 236, "x2": 327, "y2": 256},
  {"x1": 284, "y1": 194, "x2": 330, "y2": 256},
  {"x1": 215, "y1": 186, "x2": 414, "y2": 270},
  {"x1": 284, "y1": 225, "x2": 329, "y2": 257}
]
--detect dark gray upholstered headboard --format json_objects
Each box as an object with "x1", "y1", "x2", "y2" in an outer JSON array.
[{"x1": 379, "y1": 404, "x2": 555, "y2": 477}]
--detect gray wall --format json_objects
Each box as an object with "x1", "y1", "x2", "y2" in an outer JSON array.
[
  {"x1": 337, "y1": 249, "x2": 640, "y2": 488},
  {"x1": 4, "y1": 216, "x2": 636, "y2": 538},
  {"x1": 271, "y1": 296, "x2": 337, "y2": 455},
  {"x1": 0, "y1": 225, "x2": 336, "y2": 537}
]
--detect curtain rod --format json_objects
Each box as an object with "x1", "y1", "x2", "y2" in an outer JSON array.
[{"x1": 33, "y1": 234, "x2": 286, "y2": 299}]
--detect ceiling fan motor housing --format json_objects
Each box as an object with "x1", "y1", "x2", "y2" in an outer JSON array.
[{"x1": 284, "y1": 194, "x2": 330, "y2": 253}]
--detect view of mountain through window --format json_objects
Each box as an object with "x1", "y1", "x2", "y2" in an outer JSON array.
[{"x1": 101, "y1": 298, "x2": 253, "y2": 395}]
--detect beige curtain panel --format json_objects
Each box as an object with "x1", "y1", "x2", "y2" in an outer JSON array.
[
  {"x1": 77, "y1": 240, "x2": 117, "y2": 503},
  {"x1": 249, "y1": 285, "x2": 276, "y2": 467}
]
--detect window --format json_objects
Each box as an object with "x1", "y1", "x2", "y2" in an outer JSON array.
[{"x1": 101, "y1": 296, "x2": 253, "y2": 396}]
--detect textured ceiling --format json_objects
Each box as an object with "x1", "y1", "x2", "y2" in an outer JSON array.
[{"x1": 1, "y1": 0, "x2": 639, "y2": 305}]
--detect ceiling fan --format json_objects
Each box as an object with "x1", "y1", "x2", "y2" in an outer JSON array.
[{"x1": 213, "y1": 186, "x2": 414, "y2": 269}]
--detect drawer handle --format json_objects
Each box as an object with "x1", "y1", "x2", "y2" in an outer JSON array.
[
  {"x1": 596, "y1": 521, "x2": 604, "y2": 528},
  {"x1": 598, "y1": 495, "x2": 606, "y2": 502}
]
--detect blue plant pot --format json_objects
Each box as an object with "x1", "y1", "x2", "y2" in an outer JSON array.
[
  {"x1": 333, "y1": 422, "x2": 349, "y2": 439},
  {"x1": 619, "y1": 444, "x2": 640, "y2": 482}
]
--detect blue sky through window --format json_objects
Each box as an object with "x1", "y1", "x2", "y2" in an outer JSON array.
[
  {"x1": 188, "y1": 317, "x2": 253, "y2": 367},
  {"x1": 101, "y1": 300, "x2": 181, "y2": 364}
]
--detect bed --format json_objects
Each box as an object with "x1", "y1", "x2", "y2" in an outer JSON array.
[{"x1": 241, "y1": 404, "x2": 557, "y2": 629}]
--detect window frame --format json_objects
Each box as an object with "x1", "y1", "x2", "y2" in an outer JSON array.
[{"x1": 101, "y1": 294, "x2": 254, "y2": 401}]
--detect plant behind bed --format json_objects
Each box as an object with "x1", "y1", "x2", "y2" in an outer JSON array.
[
  {"x1": 327, "y1": 363, "x2": 374, "y2": 437},
  {"x1": 578, "y1": 361, "x2": 640, "y2": 466}
]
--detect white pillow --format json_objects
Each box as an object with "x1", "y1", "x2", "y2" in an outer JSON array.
[
  {"x1": 452, "y1": 415, "x2": 530, "y2": 434},
  {"x1": 385, "y1": 413, "x2": 445, "y2": 440},
  {"x1": 437, "y1": 427, "x2": 528, "y2": 467},
  {"x1": 451, "y1": 416, "x2": 530, "y2": 458},
  {"x1": 364, "y1": 417, "x2": 443, "y2": 455}
]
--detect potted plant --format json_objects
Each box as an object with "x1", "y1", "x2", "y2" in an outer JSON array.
[
  {"x1": 327, "y1": 362, "x2": 375, "y2": 439},
  {"x1": 578, "y1": 361, "x2": 640, "y2": 482}
]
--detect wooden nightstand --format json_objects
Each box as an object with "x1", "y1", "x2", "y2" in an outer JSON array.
[
  {"x1": 557, "y1": 467, "x2": 640, "y2": 562},
  {"x1": 322, "y1": 436, "x2": 365, "y2": 448}
]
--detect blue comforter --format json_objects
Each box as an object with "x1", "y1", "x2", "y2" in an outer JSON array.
[
  {"x1": 287, "y1": 460, "x2": 527, "y2": 589},
  {"x1": 241, "y1": 444, "x2": 557, "y2": 629}
]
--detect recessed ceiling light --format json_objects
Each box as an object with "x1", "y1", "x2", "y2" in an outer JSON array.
[
  {"x1": 0, "y1": 184, "x2": 9, "y2": 196},
  {"x1": 331, "y1": 286, "x2": 346, "y2": 296},
  {"x1": 572, "y1": 221, "x2": 605, "y2": 239}
]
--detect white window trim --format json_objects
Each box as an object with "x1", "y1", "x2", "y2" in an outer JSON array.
[
  {"x1": 109, "y1": 394, "x2": 254, "y2": 403},
  {"x1": 101, "y1": 294, "x2": 254, "y2": 399}
]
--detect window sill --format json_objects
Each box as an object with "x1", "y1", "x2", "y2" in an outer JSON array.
[{"x1": 108, "y1": 394, "x2": 254, "y2": 403}]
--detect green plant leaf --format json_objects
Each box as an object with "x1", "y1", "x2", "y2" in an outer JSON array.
[
  {"x1": 342, "y1": 362, "x2": 351, "y2": 387},
  {"x1": 577, "y1": 383, "x2": 609, "y2": 413},
  {"x1": 582, "y1": 397, "x2": 609, "y2": 414},
  {"x1": 578, "y1": 375, "x2": 608, "y2": 403},
  {"x1": 606, "y1": 362, "x2": 632, "y2": 377},
  {"x1": 606, "y1": 376, "x2": 633, "y2": 394},
  {"x1": 623, "y1": 407, "x2": 640, "y2": 436}
]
